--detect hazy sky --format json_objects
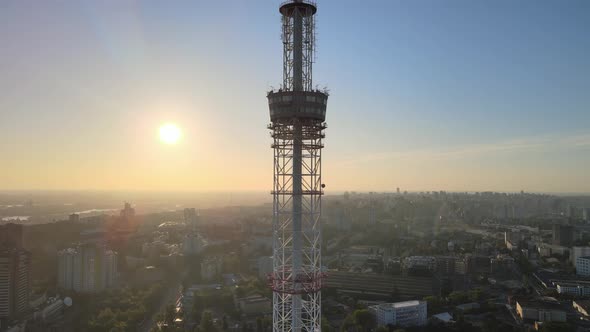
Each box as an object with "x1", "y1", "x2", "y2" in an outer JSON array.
[{"x1": 1, "y1": 0, "x2": 589, "y2": 193}]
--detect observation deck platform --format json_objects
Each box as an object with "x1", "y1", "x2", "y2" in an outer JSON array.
[{"x1": 267, "y1": 90, "x2": 328, "y2": 122}]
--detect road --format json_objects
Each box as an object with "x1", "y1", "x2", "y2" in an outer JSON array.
[{"x1": 138, "y1": 281, "x2": 182, "y2": 332}]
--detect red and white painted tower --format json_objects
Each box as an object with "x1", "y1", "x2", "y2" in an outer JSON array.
[{"x1": 267, "y1": 1, "x2": 328, "y2": 331}]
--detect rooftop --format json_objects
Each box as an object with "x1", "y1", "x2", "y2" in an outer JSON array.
[
  {"x1": 516, "y1": 298, "x2": 564, "y2": 311},
  {"x1": 574, "y1": 300, "x2": 590, "y2": 311},
  {"x1": 432, "y1": 312, "x2": 453, "y2": 323},
  {"x1": 238, "y1": 294, "x2": 271, "y2": 304},
  {"x1": 377, "y1": 300, "x2": 423, "y2": 309}
]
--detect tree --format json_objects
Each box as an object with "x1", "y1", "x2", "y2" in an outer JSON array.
[
  {"x1": 482, "y1": 313, "x2": 498, "y2": 332},
  {"x1": 88, "y1": 307, "x2": 117, "y2": 332},
  {"x1": 468, "y1": 288, "x2": 483, "y2": 302},
  {"x1": 448, "y1": 291, "x2": 469, "y2": 305},
  {"x1": 423, "y1": 296, "x2": 445, "y2": 314},
  {"x1": 256, "y1": 317, "x2": 263, "y2": 332},
  {"x1": 353, "y1": 309, "x2": 375, "y2": 330},
  {"x1": 539, "y1": 322, "x2": 574, "y2": 332},
  {"x1": 321, "y1": 316, "x2": 334, "y2": 332},
  {"x1": 341, "y1": 309, "x2": 375, "y2": 332},
  {"x1": 111, "y1": 321, "x2": 128, "y2": 332},
  {"x1": 198, "y1": 311, "x2": 217, "y2": 332},
  {"x1": 222, "y1": 315, "x2": 229, "y2": 331},
  {"x1": 261, "y1": 316, "x2": 272, "y2": 331},
  {"x1": 165, "y1": 304, "x2": 176, "y2": 325}
]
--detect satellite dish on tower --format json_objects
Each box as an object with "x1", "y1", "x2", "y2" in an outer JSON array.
[{"x1": 64, "y1": 297, "x2": 73, "y2": 307}]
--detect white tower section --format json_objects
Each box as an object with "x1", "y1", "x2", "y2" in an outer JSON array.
[{"x1": 267, "y1": 1, "x2": 328, "y2": 331}]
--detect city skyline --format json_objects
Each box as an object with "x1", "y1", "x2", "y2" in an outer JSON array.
[{"x1": 1, "y1": 0, "x2": 589, "y2": 193}]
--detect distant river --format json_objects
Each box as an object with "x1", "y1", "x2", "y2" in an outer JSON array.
[
  {"x1": 1, "y1": 216, "x2": 30, "y2": 221},
  {"x1": 73, "y1": 208, "x2": 118, "y2": 215}
]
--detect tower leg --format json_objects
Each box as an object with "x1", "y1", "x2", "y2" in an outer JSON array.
[{"x1": 292, "y1": 121, "x2": 302, "y2": 332}]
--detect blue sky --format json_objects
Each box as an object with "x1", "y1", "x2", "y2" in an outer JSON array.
[{"x1": 0, "y1": 0, "x2": 589, "y2": 192}]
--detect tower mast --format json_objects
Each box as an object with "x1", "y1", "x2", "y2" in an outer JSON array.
[{"x1": 267, "y1": 1, "x2": 328, "y2": 331}]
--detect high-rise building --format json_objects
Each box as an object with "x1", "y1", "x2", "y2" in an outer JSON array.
[
  {"x1": 57, "y1": 248, "x2": 77, "y2": 291},
  {"x1": 120, "y1": 202, "x2": 135, "y2": 220},
  {"x1": 567, "y1": 205, "x2": 576, "y2": 218},
  {"x1": 184, "y1": 208, "x2": 198, "y2": 231},
  {"x1": 369, "y1": 193, "x2": 376, "y2": 225},
  {"x1": 103, "y1": 250, "x2": 118, "y2": 289},
  {"x1": 334, "y1": 204, "x2": 351, "y2": 231},
  {"x1": 369, "y1": 301, "x2": 427, "y2": 328},
  {"x1": 57, "y1": 244, "x2": 117, "y2": 293},
  {"x1": 0, "y1": 249, "x2": 31, "y2": 322},
  {"x1": 68, "y1": 213, "x2": 80, "y2": 223},
  {"x1": 553, "y1": 224, "x2": 574, "y2": 246},
  {"x1": 183, "y1": 234, "x2": 204, "y2": 256},
  {"x1": 267, "y1": 1, "x2": 328, "y2": 330},
  {"x1": 0, "y1": 224, "x2": 30, "y2": 324},
  {"x1": 182, "y1": 208, "x2": 202, "y2": 256}
]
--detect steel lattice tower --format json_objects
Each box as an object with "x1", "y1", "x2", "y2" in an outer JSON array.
[{"x1": 267, "y1": 1, "x2": 328, "y2": 331}]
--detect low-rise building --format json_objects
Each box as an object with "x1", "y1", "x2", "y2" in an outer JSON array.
[
  {"x1": 505, "y1": 230, "x2": 522, "y2": 250},
  {"x1": 516, "y1": 299, "x2": 566, "y2": 323},
  {"x1": 325, "y1": 271, "x2": 440, "y2": 298},
  {"x1": 236, "y1": 295, "x2": 271, "y2": 315},
  {"x1": 403, "y1": 256, "x2": 436, "y2": 275},
  {"x1": 369, "y1": 300, "x2": 427, "y2": 328},
  {"x1": 506, "y1": 240, "x2": 518, "y2": 251},
  {"x1": 573, "y1": 300, "x2": 590, "y2": 317},
  {"x1": 556, "y1": 282, "x2": 590, "y2": 297},
  {"x1": 456, "y1": 302, "x2": 481, "y2": 312},
  {"x1": 435, "y1": 256, "x2": 455, "y2": 275},
  {"x1": 576, "y1": 256, "x2": 590, "y2": 276},
  {"x1": 39, "y1": 298, "x2": 63, "y2": 322},
  {"x1": 538, "y1": 244, "x2": 569, "y2": 258},
  {"x1": 385, "y1": 257, "x2": 402, "y2": 275},
  {"x1": 200, "y1": 257, "x2": 222, "y2": 281},
  {"x1": 491, "y1": 255, "x2": 515, "y2": 275},
  {"x1": 454, "y1": 258, "x2": 467, "y2": 275},
  {"x1": 431, "y1": 312, "x2": 453, "y2": 324},
  {"x1": 466, "y1": 255, "x2": 492, "y2": 274},
  {"x1": 571, "y1": 247, "x2": 590, "y2": 264}
]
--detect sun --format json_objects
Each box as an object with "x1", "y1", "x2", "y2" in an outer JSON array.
[{"x1": 159, "y1": 123, "x2": 181, "y2": 144}]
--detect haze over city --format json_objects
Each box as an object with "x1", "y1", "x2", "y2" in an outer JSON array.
[
  {"x1": 2, "y1": 1, "x2": 590, "y2": 332},
  {"x1": 1, "y1": 0, "x2": 588, "y2": 193}
]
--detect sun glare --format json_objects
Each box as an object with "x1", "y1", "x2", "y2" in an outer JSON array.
[{"x1": 159, "y1": 123, "x2": 181, "y2": 144}]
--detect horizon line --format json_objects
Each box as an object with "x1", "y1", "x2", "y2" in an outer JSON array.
[{"x1": 0, "y1": 189, "x2": 589, "y2": 196}]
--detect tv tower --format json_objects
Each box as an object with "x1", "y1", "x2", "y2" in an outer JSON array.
[{"x1": 267, "y1": 1, "x2": 328, "y2": 331}]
